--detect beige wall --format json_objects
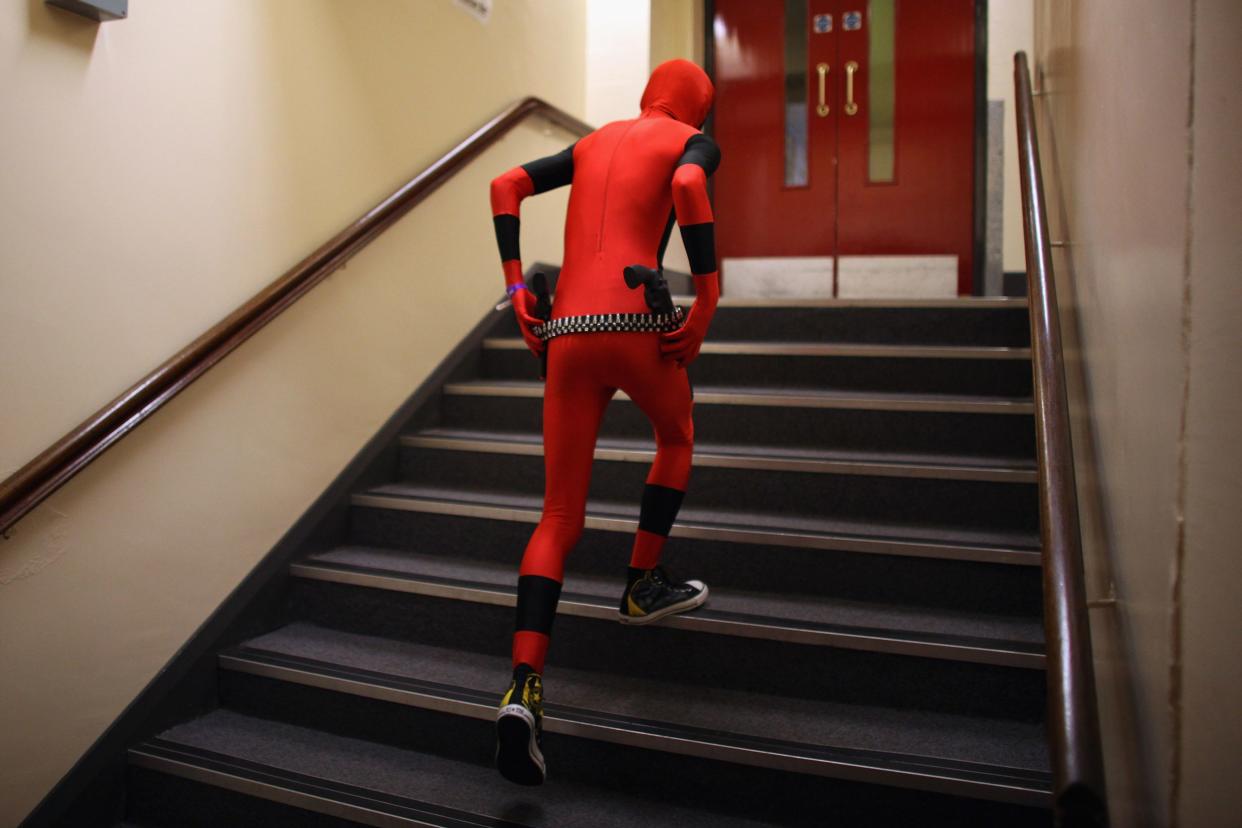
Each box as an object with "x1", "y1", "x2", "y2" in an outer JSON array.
[
  {"x1": 647, "y1": 0, "x2": 704, "y2": 277},
  {"x1": 1035, "y1": 1, "x2": 1242, "y2": 825},
  {"x1": 649, "y1": 0, "x2": 703, "y2": 71},
  {"x1": 0, "y1": 1, "x2": 584, "y2": 824},
  {"x1": 1176, "y1": 2, "x2": 1242, "y2": 825}
]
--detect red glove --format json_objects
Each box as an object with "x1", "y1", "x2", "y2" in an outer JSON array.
[
  {"x1": 660, "y1": 272, "x2": 718, "y2": 367},
  {"x1": 510, "y1": 287, "x2": 546, "y2": 357}
]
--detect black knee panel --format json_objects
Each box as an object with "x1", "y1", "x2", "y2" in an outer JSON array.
[
  {"x1": 638, "y1": 484, "x2": 686, "y2": 537},
  {"x1": 515, "y1": 575, "x2": 563, "y2": 634}
]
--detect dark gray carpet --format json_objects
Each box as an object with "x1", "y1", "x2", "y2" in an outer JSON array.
[
  {"x1": 304, "y1": 546, "x2": 1043, "y2": 647},
  {"x1": 236, "y1": 622, "x2": 1050, "y2": 772},
  {"x1": 360, "y1": 483, "x2": 1041, "y2": 552},
  {"x1": 412, "y1": 427, "x2": 1038, "y2": 472},
  {"x1": 448, "y1": 379, "x2": 1032, "y2": 407},
  {"x1": 156, "y1": 709, "x2": 783, "y2": 828}
]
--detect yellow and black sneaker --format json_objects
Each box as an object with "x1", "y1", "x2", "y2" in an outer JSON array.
[
  {"x1": 495, "y1": 664, "x2": 546, "y2": 786},
  {"x1": 618, "y1": 565, "x2": 709, "y2": 625}
]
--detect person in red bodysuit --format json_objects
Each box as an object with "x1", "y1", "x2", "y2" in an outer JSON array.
[{"x1": 489, "y1": 59, "x2": 720, "y2": 786}]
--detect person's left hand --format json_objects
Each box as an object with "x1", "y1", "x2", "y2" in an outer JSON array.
[{"x1": 660, "y1": 301, "x2": 714, "y2": 367}]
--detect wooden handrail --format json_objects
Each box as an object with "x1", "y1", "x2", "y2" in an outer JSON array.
[
  {"x1": 1013, "y1": 52, "x2": 1109, "y2": 826},
  {"x1": 0, "y1": 97, "x2": 591, "y2": 536}
]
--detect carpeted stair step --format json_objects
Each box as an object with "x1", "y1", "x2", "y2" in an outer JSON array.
[
  {"x1": 404, "y1": 427, "x2": 1039, "y2": 482},
  {"x1": 346, "y1": 503, "x2": 1042, "y2": 619},
  {"x1": 285, "y1": 574, "x2": 1045, "y2": 721},
  {"x1": 350, "y1": 483, "x2": 1041, "y2": 567},
  {"x1": 212, "y1": 624, "x2": 1052, "y2": 813},
  {"x1": 126, "y1": 709, "x2": 782, "y2": 828},
  {"x1": 291, "y1": 545, "x2": 1044, "y2": 668},
  {"x1": 396, "y1": 436, "x2": 1039, "y2": 536},
  {"x1": 436, "y1": 381, "x2": 1036, "y2": 460},
  {"x1": 480, "y1": 338, "x2": 1034, "y2": 397},
  {"x1": 108, "y1": 284, "x2": 1052, "y2": 828}
]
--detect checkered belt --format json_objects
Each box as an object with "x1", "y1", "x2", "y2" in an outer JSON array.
[{"x1": 532, "y1": 308, "x2": 685, "y2": 342}]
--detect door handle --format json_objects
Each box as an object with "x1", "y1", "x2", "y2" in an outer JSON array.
[
  {"x1": 816, "y1": 63, "x2": 830, "y2": 117},
  {"x1": 844, "y1": 60, "x2": 859, "y2": 116}
]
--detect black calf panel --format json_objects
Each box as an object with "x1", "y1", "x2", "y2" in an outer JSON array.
[
  {"x1": 515, "y1": 575, "x2": 563, "y2": 633},
  {"x1": 522, "y1": 143, "x2": 577, "y2": 194},
  {"x1": 493, "y1": 214, "x2": 521, "y2": 262},
  {"x1": 678, "y1": 222, "x2": 717, "y2": 275},
  {"x1": 638, "y1": 484, "x2": 686, "y2": 537}
]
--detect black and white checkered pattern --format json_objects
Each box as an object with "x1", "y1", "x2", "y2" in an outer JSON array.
[{"x1": 533, "y1": 308, "x2": 685, "y2": 342}]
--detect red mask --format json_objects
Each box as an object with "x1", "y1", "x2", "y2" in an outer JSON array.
[{"x1": 639, "y1": 59, "x2": 715, "y2": 128}]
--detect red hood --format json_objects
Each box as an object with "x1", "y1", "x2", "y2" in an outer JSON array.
[{"x1": 639, "y1": 59, "x2": 714, "y2": 127}]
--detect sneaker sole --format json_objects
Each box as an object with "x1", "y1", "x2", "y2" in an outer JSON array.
[
  {"x1": 618, "y1": 582, "x2": 710, "y2": 626},
  {"x1": 496, "y1": 703, "x2": 546, "y2": 786}
]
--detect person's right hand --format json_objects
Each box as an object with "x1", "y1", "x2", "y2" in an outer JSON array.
[
  {"x1": 511, "y1": 288, "x2": 546, "y2": 357},
  {"x1": 660, "y1": 299, "x2": 715, "y2": 367},
  {"x1": 660, "y1": 270, "x2": 718, "y2": 368}
]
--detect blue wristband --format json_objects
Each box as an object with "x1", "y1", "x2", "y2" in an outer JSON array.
[{"x1": 506, "y1": 283, "x2": 527, "y2": 297}]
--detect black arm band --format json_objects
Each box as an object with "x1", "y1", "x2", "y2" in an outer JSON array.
[
  {"x1": 493, "y1": 214, "x2": 520, "y2": 262},
  {"x1": 521, "y1": 142, "x2": 577, "y2": 194},
  {"x1": 675, "y1": 134, "x2": 721, "y2": 176},
  {"x1": 679, "y1": 222, "x2": 717, "y2": 274}
]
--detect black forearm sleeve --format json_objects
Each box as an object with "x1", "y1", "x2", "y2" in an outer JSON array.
[
  {"x1": 493, "y1": 214, "x2": 520, "y2": 262},
  {"x1": 678, "y1": 223, "x2": 717, "y2": 274}
]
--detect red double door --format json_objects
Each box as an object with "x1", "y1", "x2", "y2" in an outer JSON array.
[{"x1": 712, "y1": 0, "x2": 977, "y2": 294}]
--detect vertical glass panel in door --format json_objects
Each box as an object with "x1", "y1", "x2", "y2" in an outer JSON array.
[
  {"x1": 868, "y1": 0, "x2": 895, "y2": 182},
  {"x1": 784, "y1": 0, "x2": 808, "y2": 186}
]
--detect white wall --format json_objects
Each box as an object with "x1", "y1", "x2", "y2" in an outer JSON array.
[
  {"x1": 586, "y1": 0, "x2": 703, "y2": 276},
  {"x1": 0, "y1": 2, "x2": 584, "y2": 824},
  {"x1": 586, "y1": 0, "x2": 650, "y2": 127},
  {"x1": 988, "y1": 0, "x2": 1034, "y2": 276}
]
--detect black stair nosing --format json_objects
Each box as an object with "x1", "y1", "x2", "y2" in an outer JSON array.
[
  {"x1": 348, "y1": 487, "x2": 1043, "y2": 567},
  {"x1": 399, "y1": 430, "x2": 1039, "y2": 484},
  {"x1": 668, "y1": 295, "x2": 1030, "y2": 309},
  {"x1": 481, "y1": 336, "x2": 1034, "y2": 360},
  {"x1": 128, "y1": 738, "x2": 516, "y2": 828},
  {"x1": 288, "y1": 556, "x2": 1046, "y2": 669},
  {"x1": 217, "y1": 645, "x2": 1053, "y2": 808},
  {"x1": 441, "y1": 380, "x2": 1036, "y2": 415},
  {"x1": 409, "y1": 426, "x2": 1040, "y2": 469}
]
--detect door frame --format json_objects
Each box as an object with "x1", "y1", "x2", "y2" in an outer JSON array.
[{"x1": 702, "y1": 0, "x2": 990, "y2": 296}]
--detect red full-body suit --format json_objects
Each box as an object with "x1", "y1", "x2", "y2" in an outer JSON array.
[{"x1": 489, "y1": 60, "x2": 720, "y2": 675}]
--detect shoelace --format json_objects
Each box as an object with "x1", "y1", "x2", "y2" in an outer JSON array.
[{"x1": 650, "y1": 566, "x2": 692, "y2": 591}]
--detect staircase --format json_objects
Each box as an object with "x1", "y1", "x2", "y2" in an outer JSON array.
[{"x1": 117, "y1": 282, "x2": 1053, "y2": 826}]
